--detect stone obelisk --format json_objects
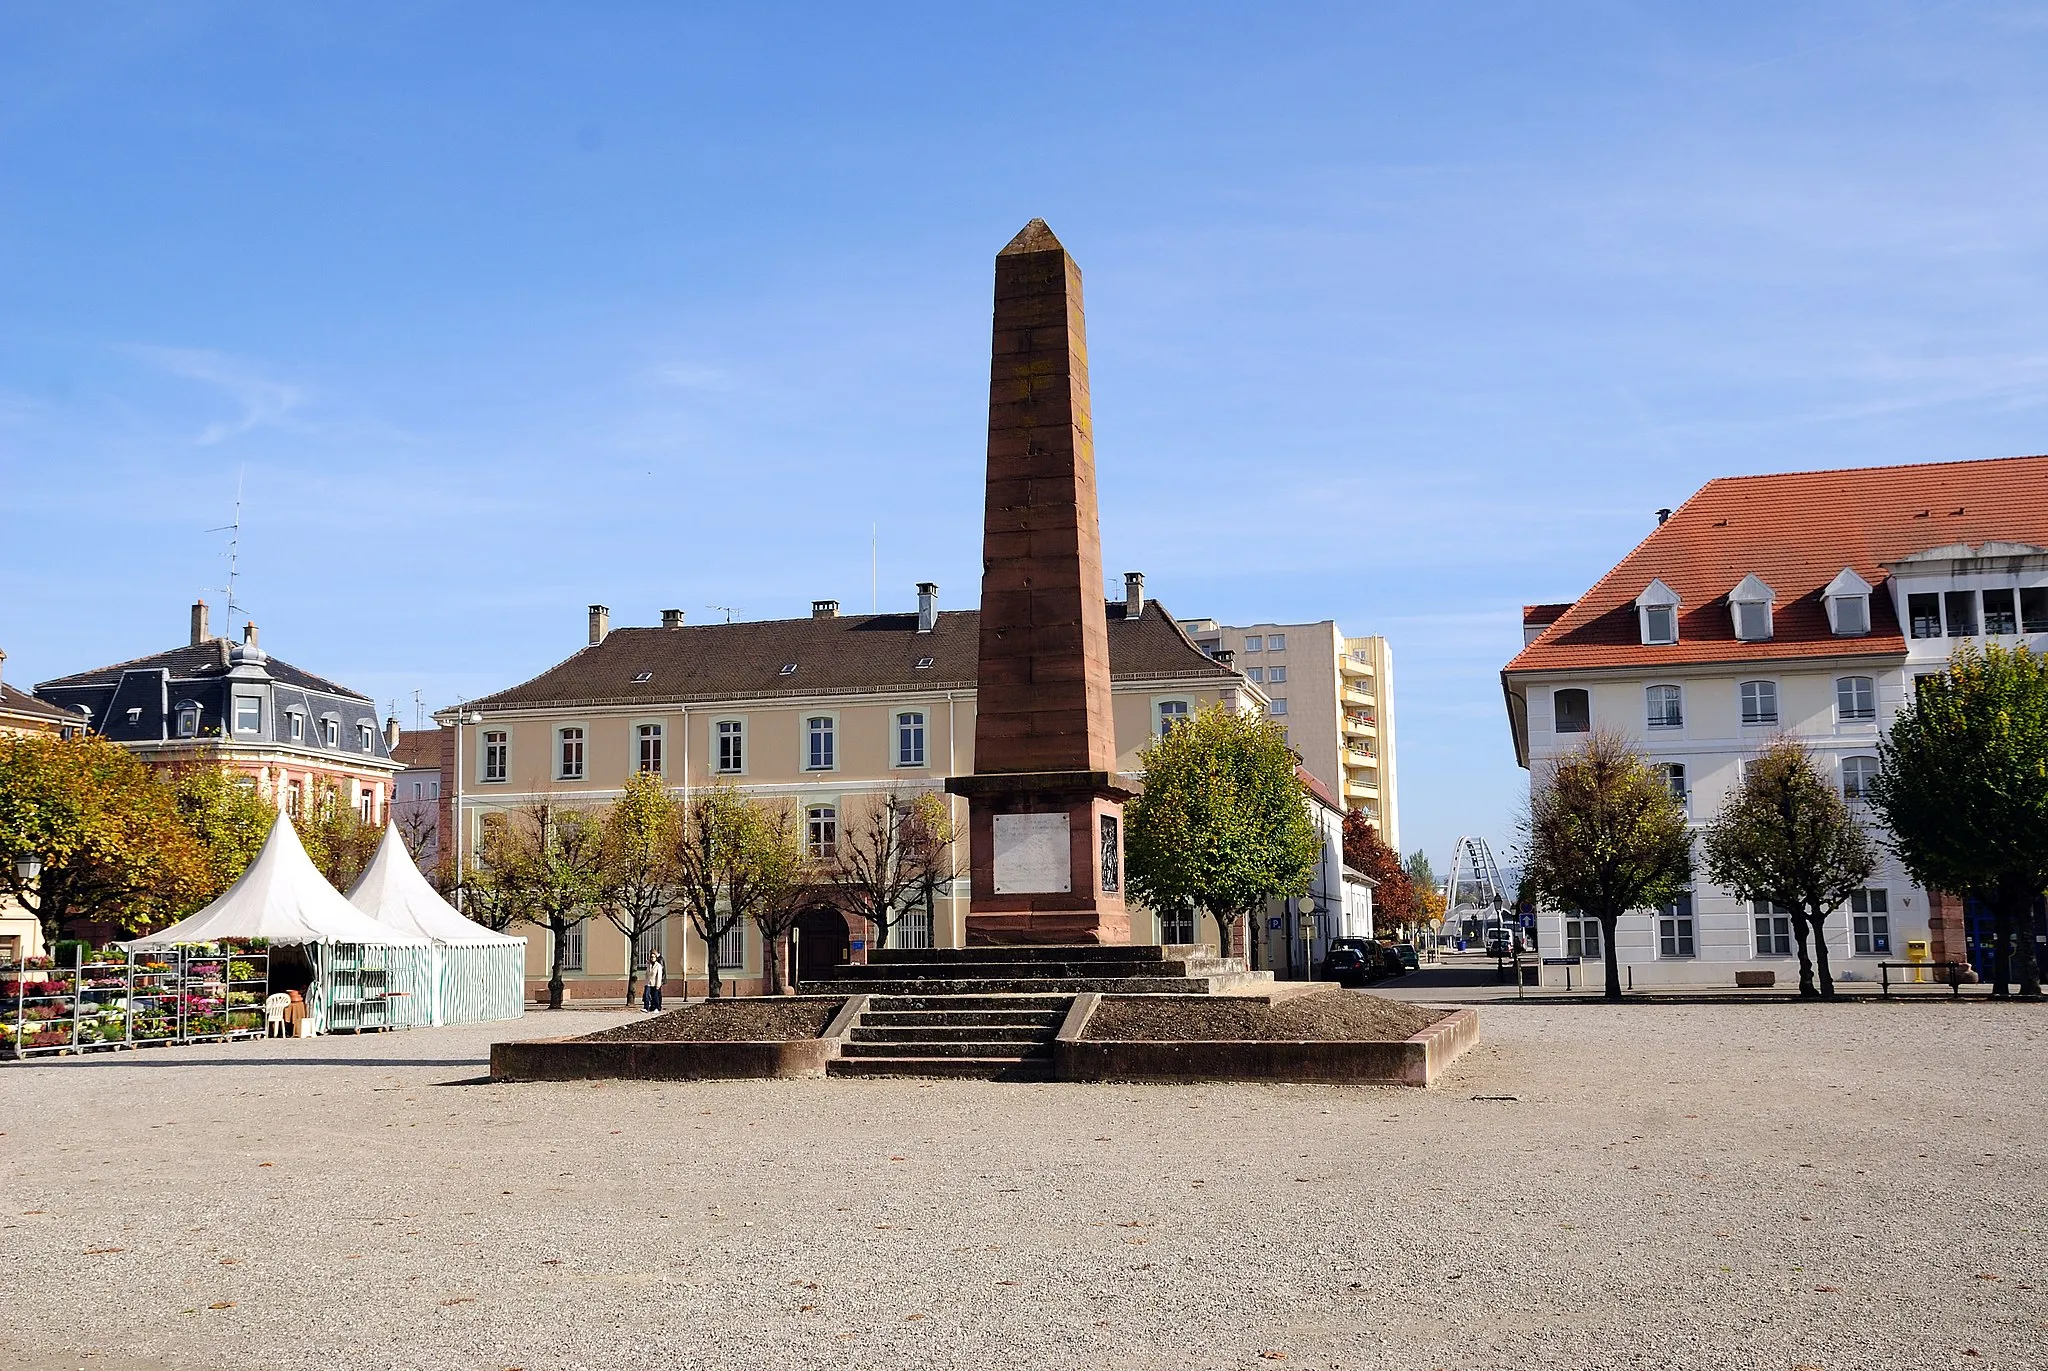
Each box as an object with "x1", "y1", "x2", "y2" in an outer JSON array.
[{"x1": 947, "y1": 219, "x2": 1131, "y2": 945}]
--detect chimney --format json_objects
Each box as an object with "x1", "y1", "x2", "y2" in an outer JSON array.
[
  {"x1": 190, "y1": 601, "x2": 210, "y2": 646},
  {"x1": 916, "y1": 582, "x2": 938, "y2": 633},
  {"x1": 812, "y1": 599, "x2": 839, "y2": 619},
  {"x1": 1656, "y1": 508, "x2": 1673, "y2": 526},
  {"x1": 384, "y1": 716, "x2": 402, "y2": 750},
  {"x1": 661, "y1": 609, "x2": 685, "y2": 630},
  {"x1": 1214, "y1": 648, "x2": 1235, "y2": 668},
  {"x1": 1124, "y1": 571, "x2": 1145, "y2": 618},
  {"x1": 242, "y1": 621, "x2": 259, "y2": 649},
  {"x1": 588, "y1": 604, "x2": 610, "y2": 645}
]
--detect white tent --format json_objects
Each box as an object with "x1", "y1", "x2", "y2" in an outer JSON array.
[
  {"x1": 347, "y1": 823, "x2": 525, "y2": 1026},
  {"x1": 128, "y1": 814, "x2": 426, "y2": 950},
  {"x1": 126, "y1": 814, "x2": 429, "y2": 1034}
]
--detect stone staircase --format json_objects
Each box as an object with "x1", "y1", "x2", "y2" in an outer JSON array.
[{"x1": 812, "y1": 945, "x2": 1271, "y2": 1080}]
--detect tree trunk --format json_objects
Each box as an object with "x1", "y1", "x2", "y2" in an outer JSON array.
[
  {"x1": 1214, "y1": 908, "x2": 1237, "y2": 964},
  {"x1": 1993, "y1": 887, "x2": 2041, "y2": 1000},
  {"x1": 1806, "y1": 912, "x2": 1837, "y2": 999},
  {"x1": 1599, "y1": 912, "x2": 1622, "y2": 1002},
  {"x1": 546, "y1": 917, "x2": 567, "y2": 1010},
  {"x1": 1989, "y1": 897, "x2": 2013, "y2": 999},
  {"x1": 762, "y1": 926, "x2": 784, "y2": 996},
  {"x1": 1789, "y1": 918, "x2": 1818, "y2": 998},
  {"x1": 625, "y1": 965, "x2": 642, "y2": 1008}
]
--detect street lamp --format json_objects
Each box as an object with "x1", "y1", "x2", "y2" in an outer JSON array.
[
  {"x1": 15, "y1": 854, "x2": 42, "y2": 882},
  {"x1": 453, "y1": 708, "x2": 483, "y2": 909}
]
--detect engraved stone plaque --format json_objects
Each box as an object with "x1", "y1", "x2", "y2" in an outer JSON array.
[{"x1": 992, "y1": 812, "x2": 1072, "y2": 894}]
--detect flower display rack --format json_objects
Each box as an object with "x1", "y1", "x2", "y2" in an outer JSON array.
[{"x1": 2, "y1": 942, "x2": 272, "y2": 1060}]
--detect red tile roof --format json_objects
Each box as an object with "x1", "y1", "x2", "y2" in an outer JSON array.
[
  {"x1": 1506, "y1": 454, "x2": 2048, "y2": 674},
  {"x1": 1522, "y1": 603, "x2": 1573, "y2": 628},
  {"x1": 392, "y1": 728, "x2": 443, "y2": 769}
]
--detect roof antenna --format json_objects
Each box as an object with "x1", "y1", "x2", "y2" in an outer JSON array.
[
  {"x1": 412, "y1": 689, "x2": 425, "y2": 732},
  {"x1": 203, "y1": 467, "x2": 246, "y2": 638},
  {"x1": 707, "y1": 604, "x2": 735, "y2": 624},
  {"x1": 872, "y1": 522, "x2": 879, "y2": 613}
]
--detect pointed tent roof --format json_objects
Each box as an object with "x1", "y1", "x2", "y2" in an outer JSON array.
[
  {"x1": 348, "y1": 824, "x2": 522, "y2": 948},
  {"x1": 126, "y1": 814, "x2": 427, "y2": 948},
  {"x1": 999, "y1": 218, "x2": 1064, "y2": 255}
]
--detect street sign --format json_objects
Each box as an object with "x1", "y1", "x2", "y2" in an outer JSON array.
[
  {"x1": 1520, "y1": 912, "x2": 1535, "y2": 929},
  {"x1": 1541, "y1": 956, "x2": 1580, "y2": 966},
  {"x1": 1266, "y1": 916, "x2": 1283, "y2": 930}
]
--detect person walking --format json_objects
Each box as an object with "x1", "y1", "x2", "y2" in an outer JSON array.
[{"x1": 643, "y1": 949, "x2": 665, "y2": 1012}]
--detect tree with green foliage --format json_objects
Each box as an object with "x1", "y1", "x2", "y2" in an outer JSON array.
[
  {"x1": 1521, "y1": 731, "x2": 1693, "y2": 1002},
  {"x1": 169, "y1": 765, "x2": 277, "y2": 902},
  {"x1": 1125, "y1": 704, "x2": 1321, "y2": 958},
  {"x1": 296, "y1": 779, "x2": 383, "y2": 892},
  {"x1": 746, "y1": 801, "x2": 819, "y2": 996},
  {"x1": 826, "y1": 789, "x2": 955, "y2": 952},
  {"x1": 670, "y1": 786, "x2": 794, "y2": 999},
  {"x1": 598, "y1": 773, "x2": 682, "y2": 1007},
  {"x1": 0, "y1": 733, "x2": 211, "y2": 945},
  {"x1": 1867, "y1": 643, "x2": 2048, "y2": 999},
  {"x1": 474, "y1": 801, "x2": 606, "y2": 1009},
  {"x1": 1702, "y1": 738, "x2": 1876, "y2": 999},
  {"x1": 1342, "y1": 811, "x2": 1414, "y2": 936}
]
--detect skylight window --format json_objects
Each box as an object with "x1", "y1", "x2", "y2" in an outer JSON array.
[
  {"x1": 915, "y1": 657, "x2": 935, "y2": 670},
  {"x1": 779, "y1": 663, "x2": 798, "y2": 677},
  {"x1": 632, "y1": 671, "x2": 653, "y2": 683}
]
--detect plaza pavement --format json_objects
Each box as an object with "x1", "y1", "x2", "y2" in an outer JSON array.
[{"x1": 1, "y1": 999, "x2": 2042, "y2": 1370}]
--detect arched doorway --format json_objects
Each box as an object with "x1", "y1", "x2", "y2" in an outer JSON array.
[{"x1": 793, "y1": 907, "x2": 850, "y2": 987}]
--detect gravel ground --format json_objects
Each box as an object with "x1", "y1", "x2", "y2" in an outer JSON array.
[
  {"x1": 576, "y1": 997, "x2": 844, "y2": 1043},
  {"x1": 1, "y1": 1002, "x2": 2043, "y2": 1371},
  {"x1": 1087, "y1": 989, "x2": 1443, "y2": 1041}
]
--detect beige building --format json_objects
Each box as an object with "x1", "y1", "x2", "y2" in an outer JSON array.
[
  {"x1": 1175, "y1": 620, "x2": 1398, "y2": 846},
  {"x1": 438, "y1": 586, "x2": 1256, "y2": 1000},
  {"x1": 1, "y1": 648, "x2": 81, "y2": 964}
]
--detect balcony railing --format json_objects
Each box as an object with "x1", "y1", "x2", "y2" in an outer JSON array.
[{"x1": 1343, "y1": 709, "x2": 1378, "y2": 731}]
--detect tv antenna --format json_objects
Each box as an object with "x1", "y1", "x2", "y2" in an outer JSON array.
[
  {"x1": 706, "y1": 604, "x2": 735, "y2": 624},
  {"x1": 202, "y1": 469, "x2": 246, "y2": 637},
  {"x1": 412, "y1": 690, "x2": 425, "y2": 732}
]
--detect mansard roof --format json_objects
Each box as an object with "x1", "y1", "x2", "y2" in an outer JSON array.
[{"x1": 37, "y1": 638, "x2": 369, "y2": 700}]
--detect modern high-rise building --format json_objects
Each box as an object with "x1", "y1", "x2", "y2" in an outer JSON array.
[{"x1": 1175, "y1": 619, "x2": 1398, "y2": 846}]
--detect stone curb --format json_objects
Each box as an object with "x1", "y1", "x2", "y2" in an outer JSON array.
[{"x1": 1050, "y1": 1006, "x2": 1480, "y2": 1088}]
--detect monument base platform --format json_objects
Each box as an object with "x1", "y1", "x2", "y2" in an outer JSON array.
[{"x1": 965, "y1": 909, "x2": 1131, "y2": 947}]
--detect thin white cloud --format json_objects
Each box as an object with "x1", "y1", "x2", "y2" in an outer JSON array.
[{"x1": 130, "y1": 345, "x2": 306, "y2": 444}]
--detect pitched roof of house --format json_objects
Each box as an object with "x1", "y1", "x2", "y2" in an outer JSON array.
[
  {"x1": 1506, "y1": 454, "x2": 2048, "y2": 674},
  {"x1": 36, "y1": 639, "x2": 370, "y2": 700},
  {"x1": 391, "y1": 729, "x2": 443, "y2": 769},
  {"x1": 1522, "y1": 603, "x2": 1573, "y2": 629},
  {"x1": 463, "y1": 601, "x2": 1238, "y2": 711},
  {"x1": 1, "y1": 681, "x2": 78, "y2": 726}
]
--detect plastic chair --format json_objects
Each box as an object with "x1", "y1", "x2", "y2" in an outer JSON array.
[{"x1": 264, "y1": 993, "x2": 292, "y2": 1038}]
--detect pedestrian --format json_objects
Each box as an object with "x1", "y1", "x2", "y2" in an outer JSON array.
[{"x1": 643, "y1": 950, "x2": 665, "y2": 1012}]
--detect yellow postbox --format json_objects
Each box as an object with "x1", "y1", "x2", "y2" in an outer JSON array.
[{"x1": 1905, "y1": 939, "x2": 1931, "y2": 984}]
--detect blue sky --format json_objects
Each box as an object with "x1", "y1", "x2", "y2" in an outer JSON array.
[{"x1": 4, "y1": 3, "x2": 2047, "y2": 870}]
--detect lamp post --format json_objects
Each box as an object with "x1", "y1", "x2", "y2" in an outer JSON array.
[
  {"x1": 453, "y1": 708, "x2": 482, "y2": 909},
  {"x1": 15, "y1": 854, "x2": 42, "y2": 882}
]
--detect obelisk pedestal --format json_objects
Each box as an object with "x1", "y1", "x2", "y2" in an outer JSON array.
[{"x1": 946, "y1": 219, "x2": 1130, "y2": 945}]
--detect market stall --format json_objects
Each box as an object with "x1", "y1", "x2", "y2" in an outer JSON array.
[
  {"x1": 347, "y1": 823, "x2": 525, "y2": 1026},
  {"x1": 125, "y1": 814, "x2": 429, "y2": 1034}
]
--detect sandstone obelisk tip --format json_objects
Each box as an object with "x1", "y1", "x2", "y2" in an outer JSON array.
[{"x1": 998, "y1": 217, "x2": 1065, "y2": 256}]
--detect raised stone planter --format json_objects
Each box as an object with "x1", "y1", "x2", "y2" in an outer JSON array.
[
  {"x1": 490, "y1": 996, "x2": 868, "y2": 1082},
  {"x1": 1052, "y1": 1001, "x2": 1480, "y2": 1088}
]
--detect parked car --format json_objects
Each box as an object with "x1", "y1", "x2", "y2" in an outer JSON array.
[
  {"x1": 1484, "y1": 928, "x2": 1515, "y2": 957},
  {"x1": 1390, "y1": 942, "x2": 1419, "y2": 972},
  {"x1": 1374, "y1": 940, "x2": 1408, "y2": 978},
  {"x1": 1320, "y1": 938, "x2": 1379, "y2": 988}
]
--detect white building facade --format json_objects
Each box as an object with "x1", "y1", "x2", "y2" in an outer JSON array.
[{"x1": 1504, "y1": 456, "x2": 2048, "y2": 989}]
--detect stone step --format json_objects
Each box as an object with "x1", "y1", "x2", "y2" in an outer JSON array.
[
  {"x1": 825, "y1": 959, "x2": 1203, "y2": 981},
  {"x1": 865, "y1": 994, "x2": 1073, "y2": 1013},
  {"x1": 851, "y1": 1024, "x2": 1054, "y2": 1045},
  {"x1": 806, "y1": 975, "x2": 1231, "y2": 996},
  {"x1": 840, "y1": 1040, "x2": 1052, "y2": 1060},
  {"x1": 867, "y1": 944, "x2": 1174, "y2": 965},
  {"x1": 826, "y1": 1056, "x2": 1053, "y2": 1082},
  {"x1": 863, "y1": 1010, "x2": 1066, "y2": 1029}
]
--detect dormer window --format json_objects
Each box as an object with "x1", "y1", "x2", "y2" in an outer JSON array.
[
  {"x1": 1729, "y1": 574, "x2": 1776, "y2": 642},
  {"x1": 1823, "y1": 567, "x2": 1873, "y2": 637},
  {"x1": 1635, "y1": 579, "x2": 1681, "y2": 645},
  {"x1": 175, "y1": 702, "x2": 200, "y2": 738}
]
